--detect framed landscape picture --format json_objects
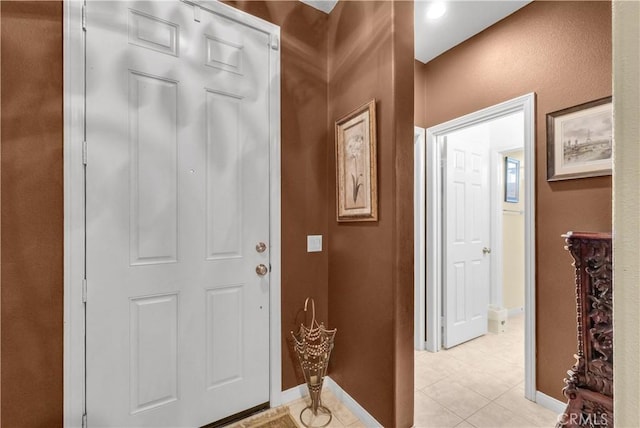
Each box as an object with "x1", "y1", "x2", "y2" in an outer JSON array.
[
  {"x1": 335, "y1": 100, "x2": 378, "y2": 222},
  {"x1": 546, "y1": 96, "x2": 612, "y2": 181}
]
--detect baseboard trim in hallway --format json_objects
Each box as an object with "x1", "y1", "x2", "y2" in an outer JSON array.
[
  {"x1": 324, "y1": 377, "x2": 382, "y2": 427},
  {"x1": 282, "y1": 381, "x2": 565, "y2": 427},
  {"x1": 535, "y1": 391, "x2": 566, "y2": 415},
  {"x1": 508, "y1": 307, "x2": 525, "y2": 317},
  {"x1": 281, "y1": 377, "x2": 382, "y2": 427},
  {"x1": 280, "y1": 383, "x2": 308, "y2": 404}
]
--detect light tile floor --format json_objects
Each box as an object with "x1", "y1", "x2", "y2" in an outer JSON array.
[
  {"x1": 286, "y1": 389, "x2": 363, "y2": 427},
  {"x1": 239, "y1": 314, "x2": 561, "y2": 427},
  {"x1": 414, "y1": 314, "x2": 561, "y2": 428},
  {"x1": 228, "y1": 389, "x2": 363, "y2": 428}
]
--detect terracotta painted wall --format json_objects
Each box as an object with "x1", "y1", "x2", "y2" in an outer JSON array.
[
  {"x1": 1, "y1": 1, "x2": 413, "y2": 425},
  {"x1": 414, "y1": 59, "x2": 428, "y2": 128},
  {"x1": 327, "y1": 2, "x2": 414, "y2": 426},
  {"x1": 0, "y1": 0, "x2": 329, "y2": 422},
  {"x1": 417, "y1": 1, "x2": 612, "y2": 401},
  {"x1": 1, "y1": 2, "x2": 64, "y2": 426},
  {"x1": 224, "y1": 0, "x2": 330, "y2": 392}
]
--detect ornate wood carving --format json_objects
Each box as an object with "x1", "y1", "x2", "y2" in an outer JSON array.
[{"x1": 557, "y1": 232, "x2": 613, "y2": 428}]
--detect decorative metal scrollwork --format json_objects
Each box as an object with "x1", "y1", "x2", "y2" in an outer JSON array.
[{"x1": 291, "y1": 298, "x2": 337, "y2": 428}]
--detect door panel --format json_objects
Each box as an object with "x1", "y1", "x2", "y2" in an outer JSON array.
[
  {"x1": 205, "y1": 285, "x2": 244, "y2": 389},
  {"x1": 86, "y1": 2, "x2": 271, "y2": 426},
  {"x1": 205, "y1": 90, "x2": 243, "y2": 260},
  {"x1": 443, "y1": 132, "x2": 491, "y2": 349},
  {"x1": 129, "y1": 72, "x2": 179, "y2": 265},
  {"x1": 130, "y1": 293, "x2": 179, "y2": 414}
]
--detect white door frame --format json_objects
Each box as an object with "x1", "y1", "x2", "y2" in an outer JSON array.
[
  {"x1": 418, "y1": 93, "x2": 536, "y2": 401},
  {"x1": 414, "y1": 127, "x2": 426, "y2": 350},
  {"x1": 63, "y1": 2, "x2": 282, "y2": 426}
]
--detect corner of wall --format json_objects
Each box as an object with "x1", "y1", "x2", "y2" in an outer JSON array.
[
  {"x1": 613, "y1": 0, "x2": 640, "y2": 424},
  {"x1": 414, "y1": 60, "x2": 428, "y2": 128},
  {"x1": 326, "y1": 1, "x2": 414, "y2": 426}
]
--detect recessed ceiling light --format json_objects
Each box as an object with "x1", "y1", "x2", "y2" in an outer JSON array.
[{"x1": 426, "y1": 2, "x2": 446, "y2": 20}]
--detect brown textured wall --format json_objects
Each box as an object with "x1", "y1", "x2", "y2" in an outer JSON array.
[
  {"x1": 327, "y1": 2, "x2": 414, "y2": 426},
  {"x1": 420, "y1": 1, "x2": 612, "y2": 401},
  {"x1": 391, "y1": 3, "x2": 415, "y2": 426},
  {"x1": 0, "y1": 1, "x2": 413, "y2": 424},
  {"x1": 1, "y1": 2, "x2": 64, "y2": 427},
  {"x1": 414, "y1": 59, "x2": 427, "y2": 128},
  {"x1": 223, "y1": 1, "x2": 329, "y2": 391}
]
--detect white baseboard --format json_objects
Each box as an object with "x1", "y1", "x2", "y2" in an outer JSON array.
[
  {"x1": 536, "y1": 390, "x2": 566, "y2": 415},
  {"x1": 280, "y1": 383, "x2": 308, "y2": 404},
  {"x1": 284, "y1": 383, "x2": 559, "y2": 427},
  {"x1": 508, "y1": 306, "x2": 524, "y2": 317},
  {"x1": 280, "y1": 378, "x2": 381, "y2": 427},
  {"x1": 324, "y1": 377, "x2": 382, "y2": 427}
]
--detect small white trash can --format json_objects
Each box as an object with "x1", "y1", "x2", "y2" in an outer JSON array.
[{"x1": 488, "y1": 306, "x2": 508, "y2": 334}]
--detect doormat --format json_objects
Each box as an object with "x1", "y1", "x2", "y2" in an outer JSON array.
[{"x1": 230, "y1": 406, "x2": 299, "y2": 428}]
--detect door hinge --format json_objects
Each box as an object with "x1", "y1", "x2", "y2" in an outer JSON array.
[
  {"x1": 82, "y1": 279, "x2": 87, "y2": 303},
  {"x1": 270, "y1": 34, "x2": 279, "y2": 51},
  {"x1": 82, "y1": 141, "x2": 87, "y2": 165},
  {"x1": 82, "y1": 4, "x2": 87, "y2": 31},
  {"x1": 193, "y1": 4, "x2": 201, "y2": 22},
  {"x1": 82, "y1": 413, "x2": 87, "y2": 428}
]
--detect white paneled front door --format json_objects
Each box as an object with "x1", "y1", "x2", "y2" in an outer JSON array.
[
  {"x1": 86, "y1": 2, "x2": 271, "y2": 426},
  {"x1": 443, "y1": 133, "x2": 491, "y2": 349}
]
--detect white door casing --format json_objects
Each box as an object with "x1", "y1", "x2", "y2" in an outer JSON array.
[
  {"x1": 83, "y1": 1, "x2": 278, "y2": 426},
  {"x1": 442, "y1": 133, "x2": 491, "y2": 348},
  {"x1": 422, "y1": 93, "x2": 536, "y2": 401},
  {"x1": 414, "y1": 127, "x2": 426, "y2": 351}
]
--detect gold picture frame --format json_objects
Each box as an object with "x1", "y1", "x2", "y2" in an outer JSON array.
[{"x1": 335, "y1": 100, "x2": 378, "y2": 222}]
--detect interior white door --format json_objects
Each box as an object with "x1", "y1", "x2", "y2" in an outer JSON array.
[
  {"x1": 86, "y1": 2, "x2": 271, "y2": 426},
  {"x1": 443, "y1": 132, "x2": 491, "y2": 348}
]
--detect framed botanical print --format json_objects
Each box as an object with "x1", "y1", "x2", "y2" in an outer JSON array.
[{"x1": 335, "y1": 100, "x2": 378, "y2": 222}]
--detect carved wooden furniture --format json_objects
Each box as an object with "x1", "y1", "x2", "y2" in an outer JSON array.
[{"x1": 557, "y1": 232, "x2": 613, "y2": 428}]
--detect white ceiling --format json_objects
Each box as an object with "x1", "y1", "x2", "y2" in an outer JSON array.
[
  {"x1": 300, "y1": 0, "x2": 338, "y2": 14},
  {"x1": 415, "y1": 0, "x2": 532, "y2": 63},
  {"x1": 300, "y1": 1, "x2": 532, "y2": 64}
]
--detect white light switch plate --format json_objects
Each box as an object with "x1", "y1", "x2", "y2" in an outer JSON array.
[{"x1": 307, "y1": 235, "x2": 322, "y2": 252}]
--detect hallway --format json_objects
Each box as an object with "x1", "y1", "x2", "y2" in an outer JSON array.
[{"x1": 414, "y1": 315, "x2": 560, "y2": 427}]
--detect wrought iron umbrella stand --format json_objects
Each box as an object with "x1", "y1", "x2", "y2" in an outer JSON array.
[{"x1": 291, "y1": 298, "x2": 337, "y2": 428}]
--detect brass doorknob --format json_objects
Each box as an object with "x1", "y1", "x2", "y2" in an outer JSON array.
[
  {"x1": 256, "y1": 264, "x2": 268, "y2": 276},
  {"x1": 483, "y1": 247, "x2": 492, "y2": 255},
  {"x1": 256, "y1": 242, "x2": 267, "y2": 253}
]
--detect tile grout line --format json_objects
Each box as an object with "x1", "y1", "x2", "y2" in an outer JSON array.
[{"x1": 415, "y1": 315, "x2": 556, "y2": 428}]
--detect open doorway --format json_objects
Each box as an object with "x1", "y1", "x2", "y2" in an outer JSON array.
[{"x1": 414, "y1": 94, "x2": 537, "y2": 400}]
